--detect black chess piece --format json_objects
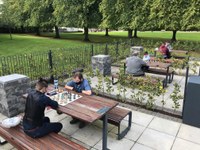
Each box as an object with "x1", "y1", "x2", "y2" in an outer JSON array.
[{"x1": 73, "y1": 94, "x2": 76, "y2": 99}]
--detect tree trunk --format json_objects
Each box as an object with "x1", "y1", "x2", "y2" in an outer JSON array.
[
  {"x1": 133, "y1": 29, "x2": 138, "y2": 38},
  {"x1": 55, "y1": 26, "x2": 60, "y2": 38},
  {"x1": 171, "y1": 30, "x2": 177, "y2": 41},
  {"x1": 84, "y1": 27, "x2": 90, "y2": 41},
  {"x1": 8, "y1": 26, "x2": 12, "y2": 40},
  {"x1": 21, "y1": 26, "x2": 25, "y2": 33},
  {"x1": 105, "y1": 28, "x2": 109, "y2": 36},
  {"x1": 36, "y1": 27, "x2": 40, "y2": 36},
  {"x1": 128, "y1": 29, "x2": 133, "y2": 38}
]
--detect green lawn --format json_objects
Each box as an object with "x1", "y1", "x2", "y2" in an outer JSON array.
[
  {"x1": 0, "y1": 34, "x2": 86, "y2": 56},
  {"x1": 1, "y1": 31, "x2": 200, "y2": 56}
]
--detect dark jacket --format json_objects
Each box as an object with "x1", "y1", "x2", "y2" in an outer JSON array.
[{"x1": 23, "y1": 90, "x2": 58, "y2": 130}]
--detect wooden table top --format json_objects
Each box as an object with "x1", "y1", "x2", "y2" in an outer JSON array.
[
  {"x1": 58, "y1": 95, "x2": 118, "y2": 123},
  {"x1": 23, "y1": 86, "x2": 119, "y2": 123},
  {"x1": 170, "y1": 50, "x2": 188, "y2": 54},
  {"x1": 147, "y1": 61, "x2": 171, "y2": 69}
]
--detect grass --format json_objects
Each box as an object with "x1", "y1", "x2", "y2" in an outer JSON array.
[
  {"x1": 0, "y1": 34, "x2": 86, "y2": 56},
  {"x1": 1, "y1": 31, "x2": 200, "y2": 56}
]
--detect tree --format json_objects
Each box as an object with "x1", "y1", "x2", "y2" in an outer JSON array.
[
  {"x1": 0, "y1": 0, "x2": 16, "y2": 39},
  {"x1": 23, "y1": 0, "x2": 55, "y2": 36},
  {"x1": 54, "y1": 0, "x2": 102, "y2": 41},
  {"x1": 182, "y1": 0, "x2": 200, "y2": 31},
  {"x1": 99, "y1": 0, "x2": 118, "y2": 36},
  {"x1": 116, "y1": 0, "x2": 134, "y2": 38},
  {"x1": 129, "y1": 0, "x2": 147, "y2": 38},
  {"x1": 53, "y1": 0, "x2": 72, "y2": 38},
  {"x1": 150, "y1": 0, "x2": 189, "y2": 41}
]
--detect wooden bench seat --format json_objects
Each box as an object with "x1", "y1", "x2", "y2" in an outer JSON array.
[
  {"x1": 0, "y1": 125, "x2": 87, "y2": 150},
  {"x1": 145, "y1": 68, "x2": 174, "y2": 83},
  {"x1": 107, "y1": 106, "x2": 132, "y2": 140}
]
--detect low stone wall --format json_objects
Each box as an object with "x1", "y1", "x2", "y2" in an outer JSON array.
[
  {"x1": 92, "y1": 55, "x2": 111, "y2": 76},
  {"x1": 0, "y1": 74, "x2": 31, "y2": 117},
  {"x1": 130, "y1": 46, "x2": 144, "y2": 55}
]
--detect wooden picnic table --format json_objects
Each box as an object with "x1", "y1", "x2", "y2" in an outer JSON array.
[
  {"x1": 147, "y1": 61, "x2": 171, "y2": 69},
  {"x1": 170, "y1": 50, "x2": 188, "y2": 54},
  {"x1": 23, "y1": 88, "x2": 119, "y2": 150},
  {"x1": 146, "y1": 61, "x2": 172, "y2": 85}
]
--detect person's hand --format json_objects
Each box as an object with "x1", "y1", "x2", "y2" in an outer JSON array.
[
  {"x1": 56, "y1": 109, "x2": 62, "y2": 115},
  {"x1": 76, "y1": 88, "x2": 82, "y2": 93}
]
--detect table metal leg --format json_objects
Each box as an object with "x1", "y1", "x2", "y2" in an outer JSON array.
[
  {"x1": 102, "y1": 114, "x2": 108, "y2": 150},
  {"x1": 165, "y1": 67, "x2": 169, "y2": 86}
]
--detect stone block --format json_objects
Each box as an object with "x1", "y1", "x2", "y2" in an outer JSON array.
[
  {"x1": 130, "y1": 46, "x2": 144, "y2": 56},
  {"x1": 92, "y1": 55, "x2": 111, "y2": 76},
  {"x1": 0, "y1": 74, "x2": 31, "y2": 117}
]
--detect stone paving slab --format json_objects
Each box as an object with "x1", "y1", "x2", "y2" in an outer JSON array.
[
  {"x1": 137, "y1": 128, "x2": 175, "y2": 150},
  {"x1": 110, "y1": 121, "x2": 146, "y2": 142},
  {"x1": 148, "y1": 117, "x2": 181, "y2": 136},
  {"x1": 71, "y1": 124, "x2": 103, "y2": 147},
  {"x1": 177, "y1": 124, "x2": 200, "y2": 145},
  {"x1": 94, "y1": 133, "x2": 135, "y2": 150},
  {"x1": 131, "y1": 143, "x2": 154, "y2": 150},
  {"x1": 172, "y1": 138, "x2": 200, "y2": 150}
]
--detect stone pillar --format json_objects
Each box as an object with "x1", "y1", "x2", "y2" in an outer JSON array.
[
  {"x1": 0, "y1": 74, "x2": 31, "y2": 117},
  {"x1": 130, "y1": 46, "x2": 144, "y2": 55},
  {"x1": 92, "y1": 55, "x2": 111, "y2": 76}
]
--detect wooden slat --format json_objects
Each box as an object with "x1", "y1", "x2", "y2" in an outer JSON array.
[
  {"x1": 147, "y1": 68, "x2": 173, "y2": 75},
  {"x1": 107, "y1": 107, "x2": 130, "y2": 123},
  {"x1": 147, "y1": 61, "x2": 171, "y2": 69},
  {"x1": 0, "y1": 125, "x2": 87, "y2": 150}
]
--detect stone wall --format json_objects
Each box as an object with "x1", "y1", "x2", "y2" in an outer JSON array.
[
  {"x1": 92, "y1": 55, "x2": 111, "y2": 76},
  {"x1": 130, "y1": 46, "x2": 144, "y2": 56},
  {"x1": 0, "y1": 74, "x2": 31, "y2": 117}
]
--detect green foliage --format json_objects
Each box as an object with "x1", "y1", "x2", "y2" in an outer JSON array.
[
  {"x1": 182, "y1": 0, "x2": 200, "y2": 31},
  {"x1": 170, "y1": 83, "x2": 183, "y2": 112},
  {"x1": 99, "y1": 0, "x2": 118, "y2": 29},
  {"x1": 104, "y1": 76, "x2": 113, "y2": 95}
]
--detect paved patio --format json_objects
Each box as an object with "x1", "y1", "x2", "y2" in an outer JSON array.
[{"x1": 1, "y1": 107, "x2": 200, "y2": 150}]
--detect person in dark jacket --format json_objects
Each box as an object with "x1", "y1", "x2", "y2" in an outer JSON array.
[{"x1": 23, "y1": 78, "x2": 63, "y2": 138}]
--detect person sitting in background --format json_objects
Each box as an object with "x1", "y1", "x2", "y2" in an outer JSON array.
[
  {"x1": 126, "y1": 51, "x2": 148, "y2": 76},
  {"x1": 159, "y1": 43, "x2": 171, "y2": 59},
  {"x1": 165, "y1": 41, "x2": 172, "y2": 51},
  {"x1": 143, "y1": 51, "x2": 151, "y2": 62},
  {"x1": 65, "y1": 72, "x2": 92, "y2": 128},
  {"x1": 23, "y1": 78, "x2": 63, "y2": 138}
]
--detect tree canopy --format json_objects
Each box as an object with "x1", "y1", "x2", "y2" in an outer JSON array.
[{"x1": 0, "y1": 0, "x2": 199, "y2": 41}]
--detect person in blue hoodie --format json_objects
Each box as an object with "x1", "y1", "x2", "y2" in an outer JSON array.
[{"x1": 65, "y1": 72, "x2": 92, "y2": 128}]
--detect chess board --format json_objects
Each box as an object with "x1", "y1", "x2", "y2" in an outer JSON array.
[{"x1": 48, "y1": 91, "x2": 82, "y2": 106}]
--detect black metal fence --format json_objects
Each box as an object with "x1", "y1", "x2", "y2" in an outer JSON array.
[{"x1": 0, "y1": 40, "x2": 132, "y2": 80}]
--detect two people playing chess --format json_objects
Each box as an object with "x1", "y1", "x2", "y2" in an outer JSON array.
[
  {"x1": 65, "y1": 72, "x2": 92, "y2": 128},
  {"x1": 23, "y1": 72, "x2": 92, "y2": 139}
]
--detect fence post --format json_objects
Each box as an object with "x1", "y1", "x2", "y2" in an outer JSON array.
[
  {"x1": 199, "y1": 67, "x2": 200, "y2": 76},
  {"x1": 91, "y1": 44, "x2": 94, "y2": 56},
  {"x1": 105, "y1": 44, "x2": 108, "y2": 55},
  {"x1": 131, "y1": 38, "x2": 134, "y2": 46},
  {"x1": 116, "y1": 42, "x2": 119, "y2": 61},
  {"x1": 48, "y1": 50, "x2": 54, "y2": 82},
  {"x1": 182, "y1": 65, "x2": 189, "y2": 117}
]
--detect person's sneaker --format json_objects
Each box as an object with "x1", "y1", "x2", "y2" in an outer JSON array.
[
  {"x1": 70, "y1": 119, "x2": 79, "y2": 124},
  {"x1": 79, "y1": 121, "x2": 86, "y2": 129}
]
